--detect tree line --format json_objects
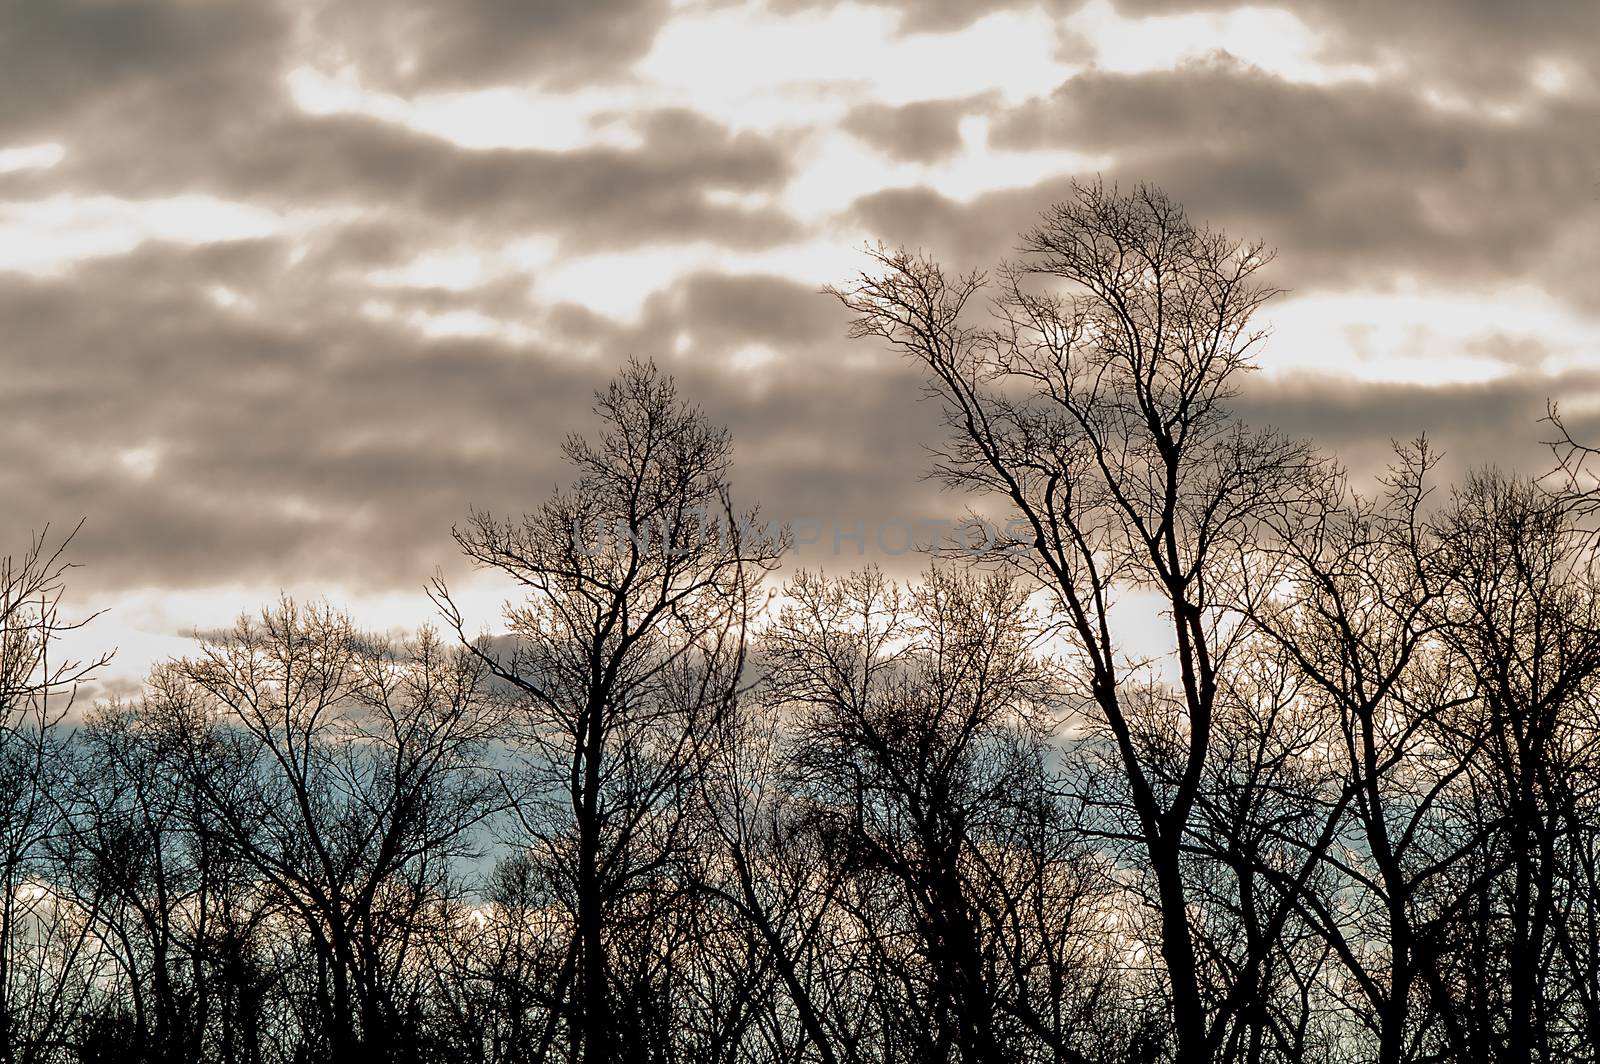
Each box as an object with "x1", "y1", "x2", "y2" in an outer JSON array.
[{"x1": 4, "y1": 182, "x2": 1600, "y2": 1064}]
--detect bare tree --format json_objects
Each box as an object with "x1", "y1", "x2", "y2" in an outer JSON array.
[
  {"x1": 830, "y1": 181, "x2": 1317, "y2": 1064},
  {"x1": 1424, "y1": 469, "x2": 1600, "y2": 1063},
  {"x1": 694, "y1": 660, "x2": 860, "y2": 1064},
  {"x1": 11, "y1": 204, "x2": 1600, "y2": 1064},
  {"x1": 760, "y1": 566, "x2": 1119, "y2": 1064},
  {"x1": 1232, "y1": 443, "x2": 1487, "y2": 1064},
  {"x1": 167, "y1": 601, "x2": 499, "y2": 1062},
  {"x1": 58, "y1": 696, "x2": 227, "y2": 1064},
  {"x1": 0, "y1": 526, "x2": 110, "y2": 1064},
  {"x1": 432, "y1": 358, "x2": 783, "y2": 1064},
  {"x1": 427, "y1": 851, "x2": 576, "y2": 1064}
]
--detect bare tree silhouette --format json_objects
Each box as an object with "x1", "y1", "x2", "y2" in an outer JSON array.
[
  {"x1": 431, "y1": 359, "x2": 783, "y2": 1064},
  {"x1": 7, "y1": 188, "x2": 1600, "y2": 1064},
  {"x1": 153, "y1": 603, "x2": 499, "y2": 1062},
  {"x1": 830, "y1": 180, "x2": 1321, "y2": 1064},
  {"x1": 1, "y1": 526, "x2": 110, "y2": 1064}
]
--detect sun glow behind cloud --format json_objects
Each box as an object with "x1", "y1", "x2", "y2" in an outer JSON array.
[
  {"x1": 1261, "y1": 285, "x2": 1600, "y2": 385},
  {"x1": 783, "y1": 123, "x2": 1111, "y2": 220},
  {"x1": 0, "y1": 196, "x2": 345, "y2": 275},
  {"x1": 639, "y1": 3, "x2": 1080, "y2": 113},
  {"x1": 1068, "y1": 0, "x2": 1382, "y2": 84},
  {"x1": 0, "y1": 142, "x2": 66, "y2": 174},
  {"x1": 287, "y1": 67, "x2": 644, "y2": 152},
  {"x1": 289, "y1": 3, "x2": 1080, "y2": 149},
  {"x1": 365, "y1": 238, "x2": 558, "y2": 291},
  {"x1": 57, "y1": 577, "x2": 520, "y2": 700}
]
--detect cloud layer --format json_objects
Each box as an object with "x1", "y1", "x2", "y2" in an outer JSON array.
[{"x1": 3, "y1": 0, "x2": 1597, "y2": 683}]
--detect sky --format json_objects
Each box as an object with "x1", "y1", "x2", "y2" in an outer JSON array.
[{"x1": 2, "y1": 0, "x2": 1598, "y2": 694}]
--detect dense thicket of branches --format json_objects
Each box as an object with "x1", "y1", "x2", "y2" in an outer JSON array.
[{"x1": 5, "y1": 185, "x2": 1600, "y2": 1064}]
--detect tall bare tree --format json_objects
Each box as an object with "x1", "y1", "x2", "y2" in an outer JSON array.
[
  {"x1": 830, "y1": 181, "x2": 1318, "y2": 1064},
  {"x1": 433, "y1": 358, "x2": 783, "y2": 1064}
]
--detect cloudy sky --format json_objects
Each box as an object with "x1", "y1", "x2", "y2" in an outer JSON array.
[{"x1": 3, "y1": 0, "x2": 1598, "y2": 691}]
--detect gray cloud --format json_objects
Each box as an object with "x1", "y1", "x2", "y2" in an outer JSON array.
[
  {"x1": 0, "y1": 238, "x2": 942, "y2": 595},
  {"x1": 4, "y1": 0, "x2": 798, "y2": 259},
  {"x1": 848, "y1": 181, "x2": 1079, "y2": 269},
  {"x1": 1236, "y1": 369, "x2": 1600, "y2": 490},
  {"x1": 0, "y1": 0, "x2": 285, "y2": 141},
  {"x1": 774, "y1": 0, "x2": 1087, "y2": 33},
  {"x1": 46, "y1": 104, "x2": 798, "y2": 256},
  {"x1": 843, "y1": 95, "x2": 999, "y2": 163},
  {"x1": 310, "y1": 0, "x2": 671, "y2": 93},
  {"x1": 630, "y1": 272, "x2": 843, "y2": 349},
  {"x1": 1116, "y1": 0, "x2": 1600, "y2": 100},
  {"x1": 5, "y1": 0, "x2": 1596, "y2": 678},
  {"x1": 988, "y1": 63, "x2": 1600, "y2": 303}
]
